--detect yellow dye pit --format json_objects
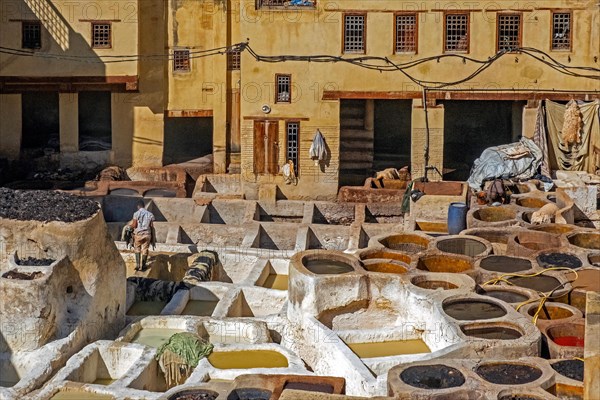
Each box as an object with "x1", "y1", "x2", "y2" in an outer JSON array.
[
  {"x1": 92, "y1": 378, "x2": 116, "y2": 385},
  {"x1": 207, "y1": 350, "x2": 289, "y2": 369},
  {"x1": 262, "y1": 274, "x2": 288, "y2": 290},
  {"x1": 130, "y1": 328, "x2": 183, "y2": 348},
  {"x1": 51, "y1": 390, "x2": 114, "y2": 400},
  {"x1": 346, "y1": 339, "x2": 431, "y2": 358},
  {"x1": 182, "y1": 300, "x2": 219, "y2": 316},
  {"x1": 126, "y1": 301, "x2": 167, "y2": 316}
]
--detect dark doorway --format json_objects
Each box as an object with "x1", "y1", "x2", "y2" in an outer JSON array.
[
  {"x1": 21, "y1": 92, "x2": 60, "y2": 153},
  {"x1": 441, "y1": 100, "x2": 525, "y2": 181},
  {"x1": 78, "y1": 91, "x2": 112, "y2": 151},
  {"x1": 374, "y1": 100, "x2": 412, "y2": 171},
  {"x1": 163, "y1": 117, "x2": 213, "y2": 165},
  {"x1": 339, "y1": 99, "x2": 371, "y2": 187}
]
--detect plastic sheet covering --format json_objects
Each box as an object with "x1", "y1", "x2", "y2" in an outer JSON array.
[
  {"x1": 309, "y1": 129, "x2": 327, "y2": 164},
  {"x1": 467, "y1": 138, "x2": 542, "y2": 190},
  {"x1": 545, "y1": 99, "x2": 600, "y2": 173}
]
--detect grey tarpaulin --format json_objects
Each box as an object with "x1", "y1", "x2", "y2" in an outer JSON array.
[
  {"x1": 309, "y1": 129, "x2": 327, "y2": 165},
  {"x1": 467, "y1": 137, "x2": 543, "y2": 190}
]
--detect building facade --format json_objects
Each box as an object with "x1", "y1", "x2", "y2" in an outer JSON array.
[{"x1": 1, "y1": 0, "x2": 598, "y2": 199}]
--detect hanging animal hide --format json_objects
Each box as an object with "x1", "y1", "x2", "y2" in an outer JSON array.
[{"x1": 561, "y1": 100, "x2": 582, "y2": 145}]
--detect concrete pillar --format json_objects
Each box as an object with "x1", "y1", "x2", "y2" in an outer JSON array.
[
  {"x1": 522, "y1": 101, "x2": 539, "y2": 139},
  {"x1": 411, "y1": 98, "x2": 444, "y2": 181},
  {"x1": 585, "y1": 291, "x2": 600, "y2": 400},
  {"x1": 59, "y1": 93, "x2": 78, "y2": 153},
  {"x1": 0, "y1": 94, "x2": 22, "y2": 159}
]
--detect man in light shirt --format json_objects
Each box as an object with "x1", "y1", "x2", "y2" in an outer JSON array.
[{"x1": 129, "y1": 199, "x2": 155, "y2": 271}]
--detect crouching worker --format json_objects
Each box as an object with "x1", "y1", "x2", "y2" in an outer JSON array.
[{"x1": 129, "y1": 199, "x2": 156, "y2": 271}]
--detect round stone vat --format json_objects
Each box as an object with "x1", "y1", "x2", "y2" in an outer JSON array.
[
  {"x1": 536, "y1": 252, "x2": 582, "y2": 269},
  {"x1": 507, "y1": 275, "x2": 563, "y2": 293},
  {"x1": 169, "y1": 389, "x2": 219, "y2": 400},
  {"x1": 357, "y1": 249, "x2": 412, "y2": 265},
  {"x1": 227, "y1": 389, "x2": 272, "y2": 400},
  {"x1": 589, "y1": 253, "x2": 600, "y2": 267},
  {"x1": 434, "y1": 236, "x2": 490, "y2": 257},
  {"x1": 376, "y1": 233, "x2": 431, "y2": 254},
  {"x1": 472, "y1": 207, "x2": 517, "y2": 223},
  {"x1": 521, "y1": 211, "x2": 556, "y2": 225},
  {"x1": 528, "y1": 224, "x2": 575, "y2": 235},
  {"x1": 301, "y1": 254, "x2": 356, "y2": 275},
  {"x1": 410, "y1": 276, "x2": 459, "y2": 291},
  {"x1": 476, "y1": 363, "x2": 542, "y2": 385},
  {"x1": 568, "y1": 232, "x2": 600, "y2": 251},
  {"x1": 477, "y1": 287, "x2": 532, "y2": 304},
  {"x1": 498, "y1": 394, "x2": 547, "y2": 400},
  {"x1": 442, "y1": 299, "x2": 506, "y2": 321},
  {"x1": 478, "y1": 255, "x2": 532, "y2": 273},
  {"x1": 551, "y1": 359, "x2": 584, "y2": 382},
  {"x1": 208, "y1": 350, "x2": 289, "y2": 369},
  {"x1": 400, "y1": 364, "x2": 465, "y2": 389},
  {"x1": 516, "y1": 197, "x2": 550, "y2": 209},
  {"x1": 460, "y1": 323, "x2": 523, "y2": 340},
  {"x1": 508, "y1": 231, "x2": 562, "y2": 256},
  {"x1": 361, "y1": 259, "x2": 409, "y2": 274},
  {"x1": 527, "y1": 303, "x2": 576, "y2": 321},
  {"x1": 546, "y1": 324, "x2": 585, "y2": 348},
  {"x1": 109, "y1": 188, "x2": 140, "y2": 196},
  {"x1": 416, "y1": 254, "x2": 473, "y2": 273},
  {"x1": 569, "y1": 268, "x2": 600, "y2": 292}
]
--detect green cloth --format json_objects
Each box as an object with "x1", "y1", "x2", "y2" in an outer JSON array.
[
  {"x1": 401, "y1": 181, "x2": 414, "y2": 213},
  {"x1": 156, "y1": 332, "x2": 213, "y2": 368}
]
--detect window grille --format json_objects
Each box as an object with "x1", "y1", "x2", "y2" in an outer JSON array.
[
  {"x1": 92, "y1": 23, "x2": 111, "y2": 48},
  {"x1": 227, "y1": 49, "x2": 241, "y2": 70},
  {"x1": 395, "y1": 14, "x2": 417, "y2": 53},
  {"x1": 344, "y1": 14, "x2": 366, "y2": 54},
  {"x1": 173, "y1": 50, "x2": 191, "y2": 72},
  {"x1": 445, "y1": 14, "x2": 469, "y2": 52},
  {"x1": 276, "y1": 74, "x2": 291, "y2": 103},
  {"x1": 498, "y1": 14, "x2": 521, "y2": 51},
  {"x1": 286, "y1": 122, "x2": 299, "y2": 174},
  {"x1": 552, "y1": 12, "x2": 571, "y2": 51},
  {"x1": 22, "y1": 21, "x2": 41, "y2": 49}
]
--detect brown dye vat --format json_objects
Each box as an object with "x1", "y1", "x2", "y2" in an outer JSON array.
[
  {"x1": 359, "y1": 249, "x2": 412, "y2": 264},
  {"x1": 227, "y1": 388, "x2": 272, "y2": 400},
  {"x1": 283, "y1": 381, "x2": 334, "y2": 394},
  {"x1": 411, "y1": 278, "x2": 459, "y2": 290},
  {"x1": 551, "y1": 359, "x2": 584, "y2": 382},
  {"x1": 537, "y1": 252, "x2": 582, "y2": 269},
  {"x1": 517, "y1": 197, "x2": 550, "y2": 209},
  {"x1": 479, "y1": 289, "x2": 529, "y2": 304},
  {"x1": 417, "y1": 255, "x2": 473, "y2": 273},
  {"x1": 472, "y1": 207, "x2": 516, "y2": 222},
  {"x1": 547, "y1": 324, "x2": 585, "y2": 348},
  {"x1": 378, "y1": 234, "x2": 430, "y2": 254},
  {"x1": 498, "y1": 395, "x2": 545, "y2": 400},
  {"x1": 361, "y1": 260, "x2": 408, "y2": 274},
  {"x1": 51, "y1": 391, "x2": 115, "y2": 400},
  {"x1": 508, "y1": 275, "x2": 562, "y2": 292},
  {"x1": 529, "y1": 224, "x2": 575, "y2": 235},
  {"x1": 476, "y1": 363, "x2": 542, "y2": 385},
  {"x1": 589, "y1": 253, "x2": 600, "y2": 267},
  {"x1": 527, "y1": 304, "x2": 574, "y2": 320},
  {"x1": 567, "y1": 269, "x2": 600, "y2": 292},
  {"x1": 443, "y1": 300, "x2": 506, "y2": 320},
  {"x1": 460, "y1": 325, "x2": 523, "y2": 340},
  {"x1": 436, "y1": 237, "x2": 488, "y2": 257},
  {"x1": 479, "y1": 256, "x2": 532, "y2": 273},
  {"x1": 303, "y1": 259, "x2": 354, "y2": 275},
  {"x1": 513, "y1": 231, "x2": 561, "y2": 252},
  {"x1": 555, "y1": 290, "x2": 587, "y2": 315},
  {"x1": 400, "y1": 364, "x2": 465, "y2": 389},
  {"x1": 168, "y1": 389, "x2": 219, "y2": 400},
  {"x1": 568, "y1": 232, "x2": 600, "y2": 250}
]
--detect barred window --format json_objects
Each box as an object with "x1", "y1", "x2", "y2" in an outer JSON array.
[
  {"x1": 497, "y1": 14, "x2": 521, "y2": 51},
  {"x1": 343, "y1": 14, "x2": 366, "y2": 54},
  {"x1": 91, "y1": 23, "x2": 111, "y2": 48},
  {"x1": 286, "y1": 122, "x2": 299, "y2": 174},
  {"x1": 276, "y1": 74, "x2": 291, "y2": 103},
  {"x1": 395, "y1": 14, "x2": 417, "y2": 53},
  {"x1": 22, "y1": 21, "x2": 41, "y2": 49},
  {"x1": 227, "y1": 49, "x2": 241, "y2": 70},
  {"x1": 444, "y1": 13, "x2": 469, "y2": 52},
  {"x1": 173, "y1": 50, "x2": 190, "y2": 72},
  {"x1": 552, "y1": 12, "x2": 571, "y2": 51}
]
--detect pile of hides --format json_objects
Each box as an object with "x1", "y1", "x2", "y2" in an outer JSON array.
[
  {"x1": 467, "y1": 138, "x2": 542, "y2": 191},
  {"x1": 156, "y1": 332, "x2": 213, "y2": 388},
  {"x1": 375, "y1": 166, "x2": 410, "y2": 181},
  {"x1": 95, "y1": 166, "x2": 130, "y2": 181},
  {"x1": 182, "y1": 251, "x2": 216, "y2": 287},
  {"x1": 127, "y1": 277, "x2": 180, "y2": 302}
]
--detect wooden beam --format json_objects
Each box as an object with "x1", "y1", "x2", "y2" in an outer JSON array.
[
  {"x1": 0, "y1": 76, "x2": 139, "y2": 92},
  {"x1": 165, "y1": 110, "x2": 213, "y2": 118},
  {"x1": 323, "y1": 90, "x2": 600, "y2": 101}
]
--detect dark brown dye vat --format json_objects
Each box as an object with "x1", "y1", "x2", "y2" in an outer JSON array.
[
  {"x1": 461, "y1": 325, "x2": 523, "y2": 340},
  {"x1": 412, "y1": 279, "x2": 458, "y2": 290},
  {"x1": 443, "y1": 300, "x2": 506, "y2": 320},
  {"x1": 169, "y1": 390, "x2": 219, "y2": 400},
  {"x1": 436, "y1": 238, "x2": 487, "y2": 257},
  {"x1": 589, "y1": 253, "x2": 600, "y2": 267},
  {"x1": 551, "y1": 359, "x2": 584, "y2": 382},
  {"x1": 498, "y1": 395, "x2": 545, "y2": 400},
  {"x1": 508, "y1": 275, "x2": 562, "y2": 292},
  {"x1": 537, "y1": 252, "x2": 582, "y2": 269},
  {"x1": 480, "y1": 290, "x2": 529, "y2": 304},
  {"x1": 283, "y1": 382, "x2": 334, "y2": 394},
  {"x1": 476, "y1": 363, "x2": 542, "y2": 385},
  {"x1": 400, "y1": 364, "x2": 465, "y2": 389},
  {"x1": 227, "y1": 389, "x2": 272, "y2": 400},
  {"x1": 479, "y1": 256, "x2": 532, "y2": 273}
]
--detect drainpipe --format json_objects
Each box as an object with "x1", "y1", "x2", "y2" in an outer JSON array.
[{"x1": 422, "y1": 87, "x2": 430, "y2": 182}]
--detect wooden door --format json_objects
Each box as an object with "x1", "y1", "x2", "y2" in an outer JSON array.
[{"x1": 253, "y1": 120, "x2": 279, "y2": 174}]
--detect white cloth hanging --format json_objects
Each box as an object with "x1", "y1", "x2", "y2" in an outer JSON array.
[{"x1": 309, "y1": 129, "x2": 327, "y2": 165}]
